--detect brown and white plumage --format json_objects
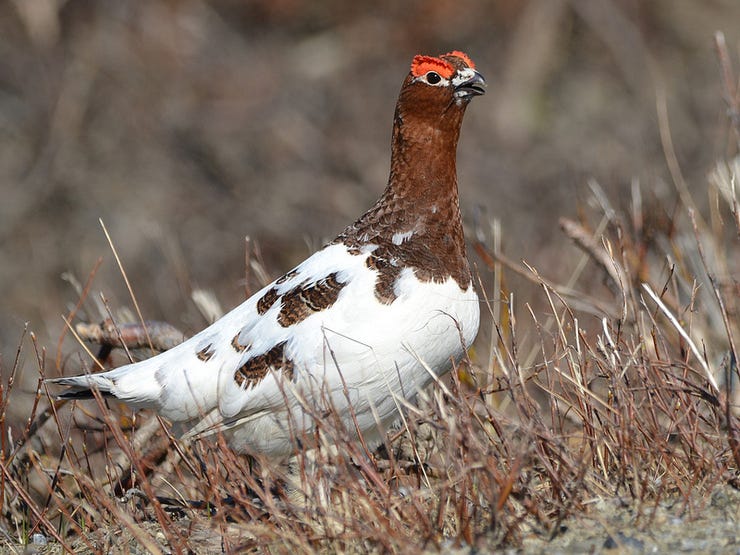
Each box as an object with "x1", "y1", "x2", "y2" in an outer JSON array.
[{"x1": 48, "y1": 51, "x2": 485, "y2": 458}]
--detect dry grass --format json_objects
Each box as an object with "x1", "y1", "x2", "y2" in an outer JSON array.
[{"x1": 2, "y1": 157, "x2": 738, "y2": 553}]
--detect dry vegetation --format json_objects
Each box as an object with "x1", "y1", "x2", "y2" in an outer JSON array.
[
  {"x1": 2, "y1": 150, "x2": 738, "y2": 552},
  {"x1": 1, "y1": 1, "x2": 740, "y2": 553}
]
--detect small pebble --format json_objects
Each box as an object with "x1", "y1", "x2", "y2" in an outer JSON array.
[{"x1": 603, "y1": 532, "x2": 644, "y2": 550}]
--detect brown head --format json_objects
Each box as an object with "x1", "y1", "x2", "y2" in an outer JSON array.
[
  {"x1": 387, "y1": 51, "x2": 485, "y2": 202},
  {"x1": 394, "y1": 51, "x2": 486, "y2": 148}
]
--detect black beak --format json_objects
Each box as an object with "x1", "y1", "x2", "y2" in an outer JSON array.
[{"x1": 455, "y1": 70, "x2": 486, "y2": 97}]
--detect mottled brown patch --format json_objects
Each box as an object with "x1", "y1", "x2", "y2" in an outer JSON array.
[
  {"x1": 234, "y1": 341, "x2": 294, "y2": 388},
  {"x1": 365, "y1": 252, "x2": 400, "y2": 304},
  {"x1": 196, "y1": 344, "x2": 215, "y2": 362},
  {"x1": 277, "y1": 273, "x2": 345, "y2": 327},
  {"x1": 275, "y1": 268, "x2": 300, "y2": 285},
  {"x1": 231, "y1": 334, "x2": 249, "y2": 352},
  {"x1": 340, "y1": 208, "x2": 471, "y2": 305},
  {"x1": 256, "y1": 287, "x2": 279, "y2": 315}
]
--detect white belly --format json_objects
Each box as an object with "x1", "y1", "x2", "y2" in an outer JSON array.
[{"x1": 226, "y1": 269, "x2": 480, "y2": 457}]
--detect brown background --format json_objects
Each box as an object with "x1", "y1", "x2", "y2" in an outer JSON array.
[{"x1": 1, "y1": 0, "x2": 738, "y2": 420}]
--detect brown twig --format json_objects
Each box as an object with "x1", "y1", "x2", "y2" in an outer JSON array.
[{"x1": 75, "y1": 319, "x2": 185, "y2": 355}]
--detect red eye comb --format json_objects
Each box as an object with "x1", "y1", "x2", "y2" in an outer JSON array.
[
  {"x1": 442, "y1": 51, "x2": 475, "y2": 69},
  {"x1": 410, "y1": 55, "x2": 455, "y2": 79}
]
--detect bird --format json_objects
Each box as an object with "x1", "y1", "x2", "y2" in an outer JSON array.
[{"x1": 48, "y1": 51, "x2": 485, "y2": 459}]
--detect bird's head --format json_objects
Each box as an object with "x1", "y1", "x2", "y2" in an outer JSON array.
[{"x1": 396, "y1": 51, "x2": 485, "y2": 134}]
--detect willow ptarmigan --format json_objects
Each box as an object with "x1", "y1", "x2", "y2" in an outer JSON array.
[{"x1": 49, "y1": 51, "x2": 485, "y2": 458}]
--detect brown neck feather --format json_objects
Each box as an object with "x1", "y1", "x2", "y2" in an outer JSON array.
[{"x1": 337, "y1": 82, "x2": 472, "y2": 303}]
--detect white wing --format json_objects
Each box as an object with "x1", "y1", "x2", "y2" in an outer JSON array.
[{"x1": 51, "y1": 243, "x2": 368, "y2": 421}]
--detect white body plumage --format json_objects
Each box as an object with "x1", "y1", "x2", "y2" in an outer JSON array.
[{"x1": 56, "y1": 243, "x2": 479, "y2": 457}]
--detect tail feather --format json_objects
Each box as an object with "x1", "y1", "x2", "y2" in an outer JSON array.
[
  {"x1": 45, "y1": 359, "x2": 189, "y2": 418},
  {"x1": 46, "y1": 375, "x2": 116, "y2": 401}
]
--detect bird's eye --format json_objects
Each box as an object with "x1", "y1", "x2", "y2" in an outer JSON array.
[{"x1": 426, "y1": 71, "x2": 441, "y2": 84}]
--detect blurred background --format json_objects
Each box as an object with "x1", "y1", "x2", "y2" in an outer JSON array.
[{"x1": 0, "y1": 0, "x2": 738, "y2": 417}]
